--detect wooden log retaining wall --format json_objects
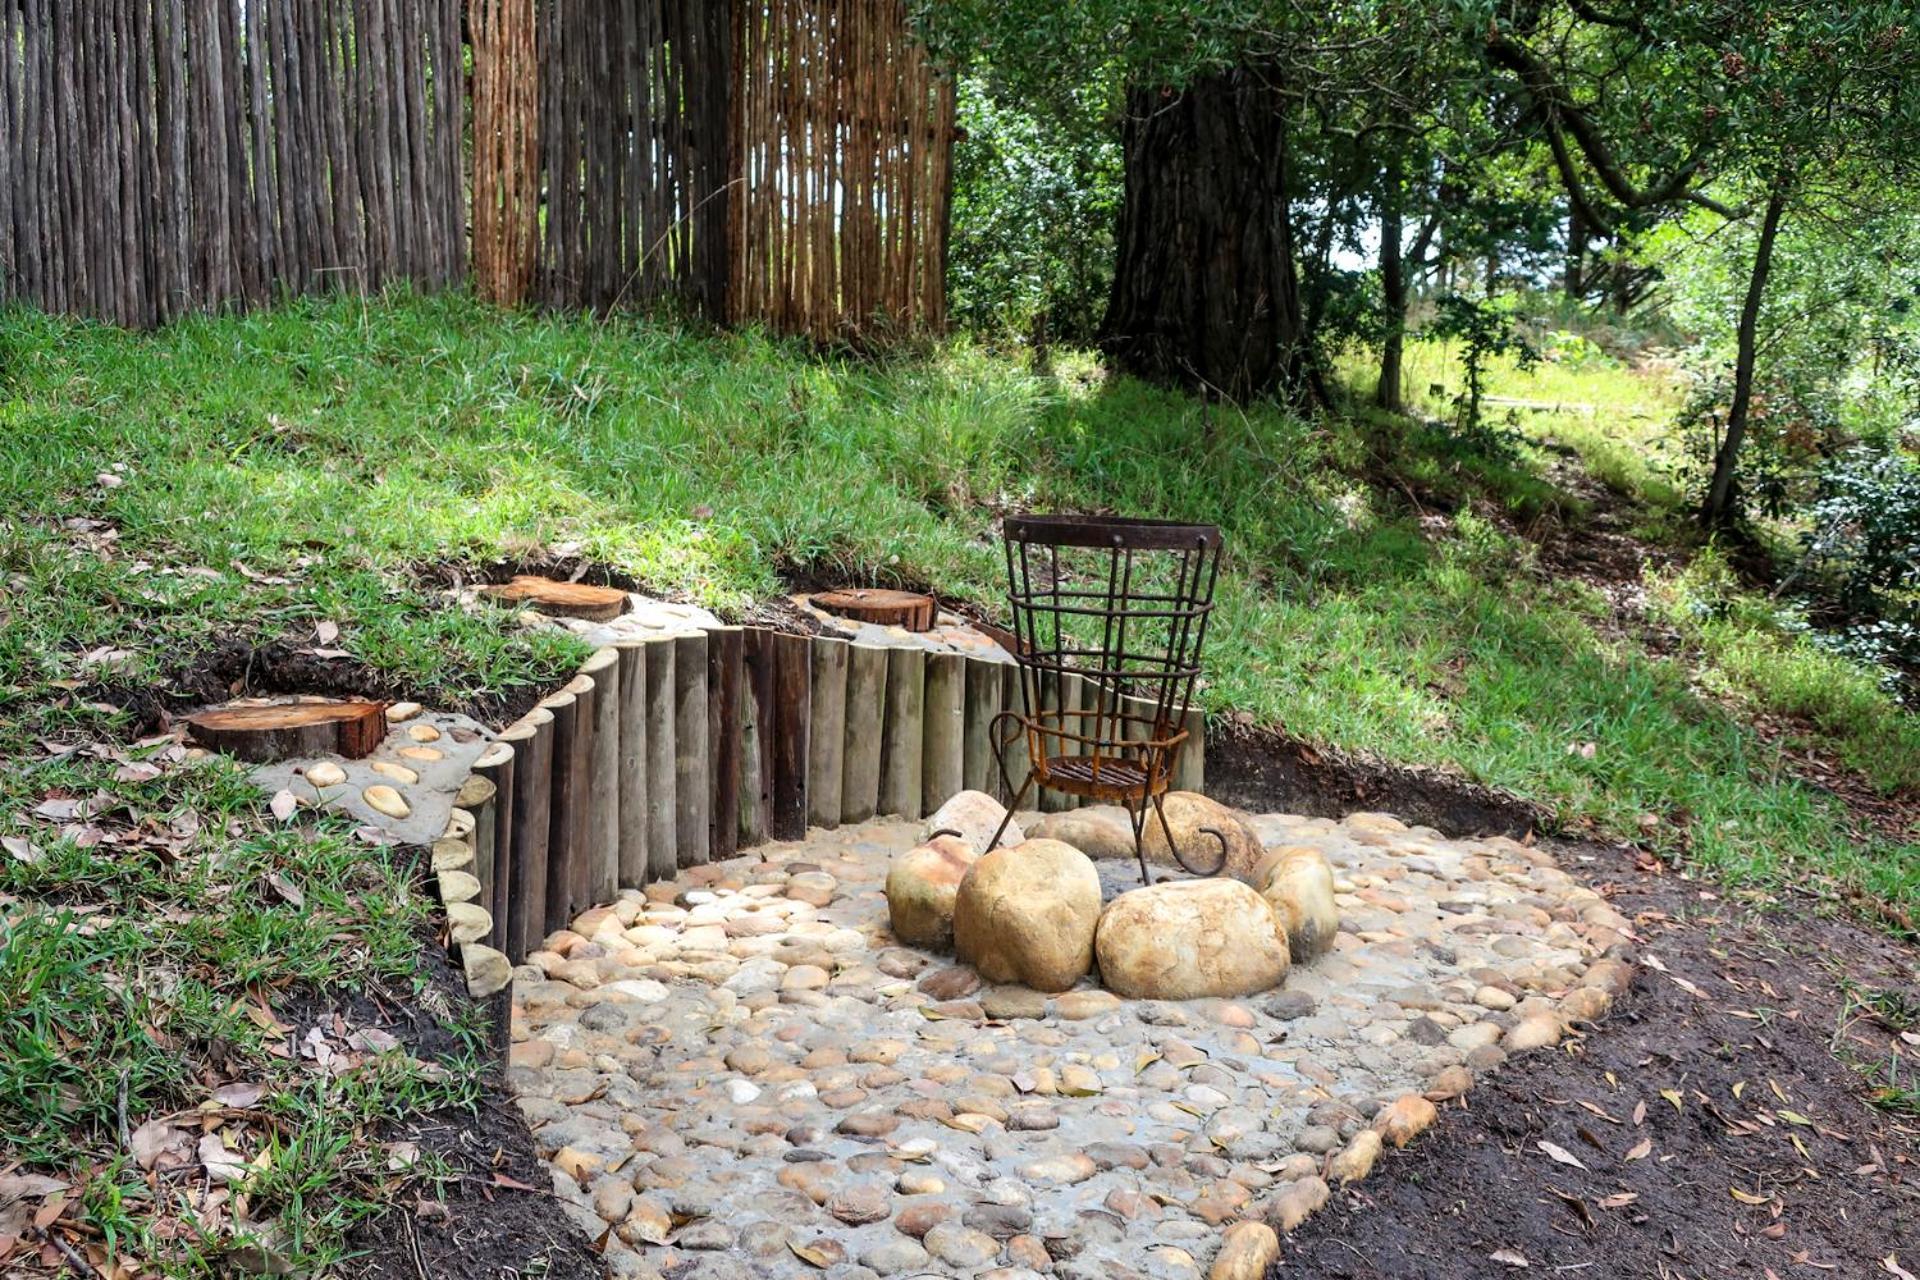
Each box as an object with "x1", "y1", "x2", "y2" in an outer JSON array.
[{"x1": 429, "y1": 626, "x2": 1205, "y2": 1051}]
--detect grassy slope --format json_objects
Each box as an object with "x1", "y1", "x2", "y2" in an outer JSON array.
[
  {"x1": 1, "y1": 292, "x2": 1915, "y2": 1267},
  {"x1": 4, "y1": 292, "x2": 1914, "y2": 903}
]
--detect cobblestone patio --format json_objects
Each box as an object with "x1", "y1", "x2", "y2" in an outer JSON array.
[{"x1": 507, "y1": 810, "x2": 1632, "y2": 1279}]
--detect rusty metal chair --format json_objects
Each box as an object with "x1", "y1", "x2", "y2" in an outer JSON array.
[{"x1": 982, "y1": 513, "x2": 1226, "y2": 885}]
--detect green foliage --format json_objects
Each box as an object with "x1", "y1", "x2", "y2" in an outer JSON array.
[
  {"x1": 1426, "y1": 292, "x2": 1538, "y2": 436},
  {"x1": 1655, "y1": 201, "x2": 1920, "y2": 519},
  {"x1": 1799, "y1": 447, "x2": 1920, "y2": 690},
  {"x1": 948, "y1": 75, "x2": 1121, "y2": 343}
]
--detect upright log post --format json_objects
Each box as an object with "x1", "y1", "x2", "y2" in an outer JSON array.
[
  {"x1": 471, "y1": 738, "x2": 517, "y2": 954},
  {"x1": 581, "y1": 647, "x2": 621, "y2": 906},
  {"x1": 879, "y1": 647, "x2": 925, "y2": 819},
  {"x1": 1173, "y1": 704, "x2": 1205, "y2": 794},
  {"x1": 673, "y1": 631, "x2": 710, "y2": 866},
  {"x1": 614, "y1": 642, "x2": 648, "y2": 886},
  {"x1": 541, "y1": 677, "x2": 589, "y2": 936},
  {"x1": 840, "y1": 642, "x2": 887, "y2": 823},
  {"x1": 770, "y1": 632, "x2": 812, "y2": 840},
  {"x1": 962, "y1": 658, "x2": 1001, "y2": 796},
  {"x1": 503, "y1": 707, "x2": 553, "y2": 961},
  {"x1": 707, "y1": 626, "x2": 744, "y2": 861},
  {"x1": 1000, "y1": 666, "x2": 1031, "y2": 809},
  {"x1": 739, "y1": 628, "x2": 777, "y2": 848},
  {"x1": 643, "y1": 635, "x2": 678, "y2": 881},
  {"x1": 922, "y1": 651, "x2": 965, "y2": 814},
  {"x1": 807, "y1": 636, "x2": 848, "y2": 829}
]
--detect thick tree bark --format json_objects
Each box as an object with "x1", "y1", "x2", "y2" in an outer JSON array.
[
  {"x1": 1100, "y1": 66, "x2": 1309, "y2": 402},
  {"x1": 1702, "y1": 183, "x2": 1789, "y2": 531},
  {"x1": 1563, "y1": 205, "x2": 1586, "y2": 300},
  {"x1": 1374, "y1": 155, "x2": 1405, "y2": 412}
]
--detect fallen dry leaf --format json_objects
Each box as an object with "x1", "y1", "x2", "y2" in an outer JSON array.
[
  {"x1": 1490, "y1": 1247, "x2": 1530, "y2": 1268},
  {"x1": 1537, "y1": 1140, "x2": 1588, "y2": 1171},
  {"x1": 269, "y1": 790, "x2": 299, "y2": 822},
  {"x1": 130, "y1": 1118, "x2": 192, "y2": 1172},
  {"x1": 210, "y1": 1083, "x2": 267, "y2": 1108},
  {"x1": 1885, "y1": 1255, "x2": 1917, "y2": 1280},
  {"x1": 198, "y1": 1133, "x2": 248, "y2": 1184},
  {"x1": 1624, "y1": 1137, "x2": 1653, "y2": 1161},
  {"x1": 2, "y1": 835, "x2": 42, "y2": 865}
]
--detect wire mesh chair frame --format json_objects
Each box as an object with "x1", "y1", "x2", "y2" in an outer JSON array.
[{"x1": 980, "y1": 513, "x2": 1227, "y2": 885}]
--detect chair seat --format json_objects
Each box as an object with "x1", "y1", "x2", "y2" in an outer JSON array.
[{"x1": 1034, "y1": 753, "x2": 1163, "y2": 800}]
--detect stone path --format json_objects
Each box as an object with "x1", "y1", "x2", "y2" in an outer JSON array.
[{"x1": 508, "y1": 811, "x2": 1632, "y2": 1280}]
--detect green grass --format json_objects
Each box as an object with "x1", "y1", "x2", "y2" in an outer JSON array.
[{"x1": 2, "y1": 288, "x2": 1916, "y2": 1268}]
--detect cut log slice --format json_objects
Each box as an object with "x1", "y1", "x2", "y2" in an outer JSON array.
[
  {"x1": 810, "y1": 588, "x2": 936, "y2": 632},
  {"x1": 187, "y1": 699, "x2": 388, "y2": 763},
  {"x1": 482, "y1": 575, "x2": 629, "y2": 622}
]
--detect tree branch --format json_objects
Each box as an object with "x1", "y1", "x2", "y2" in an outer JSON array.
[{"x1": 1487, "y1": 25, "x2": 1746, "y2": 222}]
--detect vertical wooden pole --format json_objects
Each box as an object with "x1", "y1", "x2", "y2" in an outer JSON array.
[
  {"x1": 840, "y1": 641, "x2": 887, "y2": 823},
  {"x1": 643, "y1": 635, "x2": 677, "y2": 882},
  {"x1": 922, "y1": 651, "x2": 965, "y2": 814},
  {"x1": 504, "y1": 706, "x2": 552, "y2": 961},
  {"x1": 1173, "y1": 704, "x2": 1205, "y2": 794},
  {"x1": 707, "y1": 625, "x2": 744, "y2": 861},
  {"x1": 614, "y1": 642, "x2": 648, "y2": 886},
  {"x1": 1000, "y1": 662, "x2": 1031, "y2": 809},
  {"x1": 673, "y1": 631, "x2": 710, "y2": 866},
  {"x1": 739, "y1": 627, "x2": 776, "y2": 849},
  {"x1": 770, "y1": 632, "x2": 811, "y2": 840},
  {"x1": 962, "y1": 657, "x2": 1001, "y2": 797},
  {"x1": 582, "y1": 647, "x2": 621, "y2": 905},
  {"x1": 807, "y1": 636, "x2": 848, "y2": 829},
  {"x1": 541, "y1": 677, "x2": 588, "y2": 935},
  {"x1": 471, "y1": 738, "x2": 516, "y2": 955},
  {"x1": 878, "y1": 646, "x2": 925, "y2": 819}
]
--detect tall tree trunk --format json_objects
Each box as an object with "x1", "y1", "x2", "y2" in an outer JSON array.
[
  {"x1": 1100, "y1": 66, "x2": 1308, "y2": 402},
  {"x1": 1375, "y1": 155, "x2": 1405, "y2": 412},
  {"x1": 1564, "y1": 206, "x2": 1587, "y2": 299},
  {"x1": 1702, "y1": 183, "x2": 1789, "y2": 531}
]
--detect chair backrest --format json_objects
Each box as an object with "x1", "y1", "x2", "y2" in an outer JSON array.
[{"x1": 1002, "y1": 514, "x2": 1223, "y2": 748}]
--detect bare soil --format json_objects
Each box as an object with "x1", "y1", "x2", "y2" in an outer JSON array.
[
  {"x1": 339, "y1": 856, "x2": 599, "y2": 1280},
  {"x1": 1210, "y1": 735, "x2": 1920, "y2": 1280}
]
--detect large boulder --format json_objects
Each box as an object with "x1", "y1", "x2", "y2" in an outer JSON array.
[
  {"x1": 1254, "y1": 845, "x2": 1339, "y2": 962},
  {"x1": 885, "y1": 835, "x2": 978, "y2": 951},
  {"x1": 923, "y1": 790, "x2": 1022, "y2": 855},
  {"x1": 1026, "y1": 806, "x2": 1135, "y2": 860},
  {"x1": 1094, "y1": 878, "x2": 1290, "y2": 1000},
  {"x1": 1141, "y1": 792, "x2": 1263, "y2": 882},
  {"x1": 951, "y1": 840, "x2": 1102, "y2": 992}
]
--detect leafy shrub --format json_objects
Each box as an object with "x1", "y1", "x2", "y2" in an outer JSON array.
[
  {"x1": 1425, "y1": 293, "x2": 1538, "y2": 438},
  {"x1": 947, "y1": 76, "x2": 1120, "y2": 346},
  {"x1": 1800, "y1": 446, "x2": 1920, "y2": 692}
]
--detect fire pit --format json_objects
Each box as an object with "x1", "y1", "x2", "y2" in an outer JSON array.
[{"x1": 982, "y1": 514, "x2": 1226, "y2": 885}]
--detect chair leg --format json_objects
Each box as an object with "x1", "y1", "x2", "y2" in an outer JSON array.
[
  {"x1": 982, "y1": 711, "x2": 1035, "y2": 854},
  {"x1": 1128, "y1": 797, "x2": 1154, "y2": 887},
  {"x1": 1142, "y1": 789, "x2": 1231, "y2": 880},
  {"x1": 981, "y1": 771, "x2": 1035, "y2": 854}
]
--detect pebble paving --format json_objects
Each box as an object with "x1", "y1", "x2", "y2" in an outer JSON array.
[{"x1": 508, "y1": 810, "x2": 1633, "y2": 1279}]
